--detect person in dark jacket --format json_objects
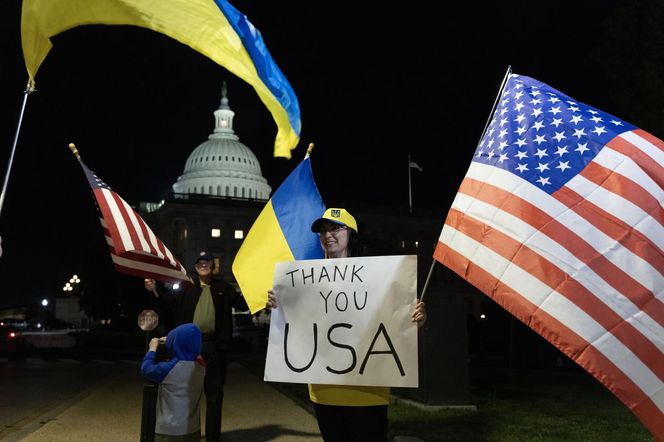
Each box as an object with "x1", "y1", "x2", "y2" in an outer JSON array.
[
  {"x1": 141, "y1": 323, "x2": 205, "y2": 441},
  {"x1": 144, "y1": 251, "x2": 248, "y2": 442}
]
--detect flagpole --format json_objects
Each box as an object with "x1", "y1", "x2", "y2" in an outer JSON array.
[
  {"x1": 0, "y1": 81, "x2": 36, "y2": 218},
  {"x1": 408, "y1": 154, "x2": 413, "y2": 213},
  {"x1": 419, "y1": 65, "x2": 512, "y2": 303},
  {"x1": 305, "y1": 142, "x2": 314, "y2": 159},
  {"x1": 477, "y1": 65, "x2": 512, "y2": 146}
]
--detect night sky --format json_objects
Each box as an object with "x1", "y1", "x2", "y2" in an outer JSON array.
[{"x1": 1, "y1": 0, "x2": 662, "y2": 307}]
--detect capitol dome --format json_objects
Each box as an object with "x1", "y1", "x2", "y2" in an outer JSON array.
[{"x1": 172, "y1": 83, "x2": 271, "y2": 200}]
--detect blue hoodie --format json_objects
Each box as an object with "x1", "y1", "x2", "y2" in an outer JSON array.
[
  {"x1": 141, "y1": 323, "x2": 205, "y2": 437},
  {"x1": 141, "y1": 323, "x2": 202, "y2": 383}
]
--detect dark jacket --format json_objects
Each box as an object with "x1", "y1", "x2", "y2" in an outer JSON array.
[{"x1": 165, "y1": 278, "x2": 248, "y2": 350}]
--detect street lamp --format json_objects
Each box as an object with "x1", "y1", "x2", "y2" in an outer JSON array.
[
  {"x1": 63, "y1": 274, "x2": 82, "y2": 293},
  {"x1": 41, "y1": 298, "x2": 49, "y2": 307}
]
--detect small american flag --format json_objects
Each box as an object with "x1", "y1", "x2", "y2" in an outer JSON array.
[
  {"x1": 435, "y1": 73, "x2": 664, "y2": 438},
  {"x1": 78, "y1": 159, "x2": 191, "y2": 285}
]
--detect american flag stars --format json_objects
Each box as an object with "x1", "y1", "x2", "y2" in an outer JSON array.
[{"x1": 474, "y1": 74, "x2": 633, "y2": 194}]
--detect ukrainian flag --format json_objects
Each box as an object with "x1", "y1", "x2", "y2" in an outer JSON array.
[
  {"x1": 21, "y1": 0, "x2": 301, "y2": 158},
  {"x1": 233, "y1": 155, "x2": 325, "y2": 313}
]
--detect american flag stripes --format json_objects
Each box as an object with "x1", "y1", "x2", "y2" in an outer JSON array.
[
  {"x1": 78, "y1": 159, "x2": 191, "y2": 285},
  {"x1": 434, "y1": 74, "x2": 664, "y2": 438}
]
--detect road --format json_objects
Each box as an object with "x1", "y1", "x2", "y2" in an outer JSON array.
[{"x1": 0, "y1": 353, "x2": 140, "y2": 440}]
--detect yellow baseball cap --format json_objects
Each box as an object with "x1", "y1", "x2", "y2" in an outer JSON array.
[{"x1": 311, "y1": 208, "x2": 358, "y2": 233}]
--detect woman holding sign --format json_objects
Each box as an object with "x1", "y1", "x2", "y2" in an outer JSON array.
[{"x1": 267, "y1": 207, "x2": 427, "y2": 442}]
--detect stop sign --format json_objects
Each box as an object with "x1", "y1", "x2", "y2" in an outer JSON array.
[{"x1": 138, "y1": 309, "x2": 159, "y2": 331}]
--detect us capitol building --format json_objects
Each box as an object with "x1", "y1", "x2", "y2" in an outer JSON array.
[
  {"x1": 139, "y1": 83, "x2": 273, "y2": 282},
  {"x1": 138, "y1": 83, "x2": 470, "y2": 406}
]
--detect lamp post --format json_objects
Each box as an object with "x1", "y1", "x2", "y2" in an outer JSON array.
[
  {"x1": 38, "y1": 298, "x2": 50, "y2": 327},
  {"x1": 63, "y1": 274, "x2": 81, "y2": 293},
  {"x1": 60, "y1": 274, "x2": 84, "y2": 328}
]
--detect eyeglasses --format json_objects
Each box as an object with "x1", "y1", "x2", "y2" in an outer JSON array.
[
  {"x1": 318, "y1": 225, "x2": 347, "y2": 235},
  {"x1": 195, "y1": 261, "x2": 212, "y2": 268}
]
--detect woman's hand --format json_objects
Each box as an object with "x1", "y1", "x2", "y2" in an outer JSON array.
[
  {"x1": 411, "y1": 300, "x2": 427, "y2": 328},
  {"x1": 265, "y1": 289, "x2": 278, "y2": 310}
]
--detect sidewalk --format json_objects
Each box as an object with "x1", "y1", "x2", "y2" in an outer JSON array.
[{"x1": 12, "y1": 361, "x2": 322, "y2": 442}]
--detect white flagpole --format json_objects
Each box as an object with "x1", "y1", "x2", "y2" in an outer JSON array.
[
  {"x1": 0, "y1": 81, "x2": 35, "y2": 218},
  {"x1": 419, "y1": 65, "x2": 512, "y2": 303},
  {"x1": 477, "y1": 65, "x2": 512, "y2": 148},
  {"x1": 408, "y1": 154, "x2": 413, "y2": 213}
]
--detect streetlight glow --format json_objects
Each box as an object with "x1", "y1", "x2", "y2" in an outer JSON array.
[
  {"x1": 63, "y1": 274, "x2": 81, "y2": 294},
  {"x1": 41, "y1": 299, "x2": 49, "y2": 307}
]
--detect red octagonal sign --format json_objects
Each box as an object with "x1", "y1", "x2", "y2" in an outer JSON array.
[{"x1": 138, "y1": 309, "x2": 159, "y2": 331}]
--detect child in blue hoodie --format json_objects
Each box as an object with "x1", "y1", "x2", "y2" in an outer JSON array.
[{"x1": 141, "y1": 323, "x2": 205, "y2": 441}]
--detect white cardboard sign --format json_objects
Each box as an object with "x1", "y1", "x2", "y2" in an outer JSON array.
[{"x1": 264, "y1": 255, "x2": 418, "y2": 387}]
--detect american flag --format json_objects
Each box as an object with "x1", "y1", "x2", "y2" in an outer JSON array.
[
  {"x1": 434, "y1": 73, "x2": 664, "y2": 438},
  {"x1": 78, "y1": 160, "x2": 191, "y2": 284}
]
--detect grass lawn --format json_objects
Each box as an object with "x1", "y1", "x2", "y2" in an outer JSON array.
[
  {"x1": 240, "y1": 353, "x2": 653, "y2": 442},
  {"x1": 388, "y1": 367, "x2": 652, "y2": 441}
]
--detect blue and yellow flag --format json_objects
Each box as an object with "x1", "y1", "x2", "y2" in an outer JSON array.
[
  {"x1": 232, "y1": 154, "x2": 325, "y2": 313},
  {"x1": 21, "y1": 0, "x2": 301, "y2": 158}
]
